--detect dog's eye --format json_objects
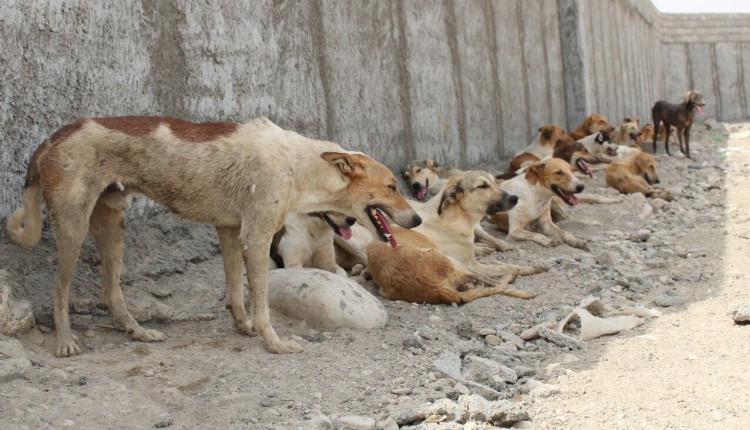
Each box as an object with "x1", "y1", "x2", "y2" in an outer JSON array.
[
  {"x1": 477, "y1": 183, "x2": 489, "y2": 189},
  {"x1": 416, "y1": 168, "x2": 422, "y2": 173},
  {"x1": 388, "y1": 184, "x2": 397, "y2": 192},
  {"x1": 556, "y1": 171, "x2": 564, "y2": 176}
]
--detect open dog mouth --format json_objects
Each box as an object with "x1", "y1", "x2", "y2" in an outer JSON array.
[
  {"x1": 696, "y1": 103, "x2": 705, "y2": 115},
  {"x1": 631, "y1": 133, "x2": 643, "y2": 147},
  {"x1": 606, "y1": 147, "x2": 618, "y2": 157},
  {"x1": 367, "y1": 206, "x2": 398, "y2": 248},
  {"x1": 552, "y1": 184, "x2": 580, "y2": 206},
  {"x1": 575, "y1": 159, "x2": 594, "y2": 179},
  {"x1": 414, "y1": 179, "x2": 429, "y2": 200},
  {"x1": 310, "y1": 212, "x2": 353, "y2": 240}
]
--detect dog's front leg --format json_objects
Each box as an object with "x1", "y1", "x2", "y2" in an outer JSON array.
[
  {"x1": 537, "y1": 210, "x2": 588, "y2": 250},
  {"x1": 474, "y1": 261, "x2": 547, "y2": 277},
  {"x1": 217, "y1": 226, "x2": 256, "y2": 337},
  {"x1": 508, "y1": 226, "x2": 560, "y2": 247},
  {"x1": 241, "y1": 230, "x2": 303, "y2": 354},
  {"x1": 683, "y1": 126, "x2": 691, "y2": 159},
  {"x1": 474, "y1": 224, "x2": 514, "y2": 252}
]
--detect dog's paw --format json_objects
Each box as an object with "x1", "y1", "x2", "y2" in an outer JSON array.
[
  {"x1": 236, "y1": 319, "x2": 258, "y2": 337},
  {"x1": 350, "y1": 264, "x2": 366, "y2": 277},
  {"x1": 534, "y1": 265, "x2": 550, "y2": 273},
  {"x1": 56, "y1": 333, "x2": 81, "y2": 357},
  {"x1": 267, "y1": 338, "x2": 303, "y2": 354},
  {"x1": 570, "y1": 240, "x2": 588, "y2": 250},
  {"x1": 543, "y1": 238, "x2": 561, "y2": 247},
  {"x1": 474, "y1": 243, "x2": 494, "y2": 257},
  {"x1": 501, "y1": 274, "x2": 517, "y2": 285},
  {"x1": 131, "y1": 327, "x2": 166, "y2": 342},
  {"x1": 494, "y1": 241, "x2": 516, "y2": 252}
]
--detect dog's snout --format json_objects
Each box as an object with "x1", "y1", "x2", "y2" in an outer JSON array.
[
  {"x1": 411, "y1": 182, "x2": 421, "y2": 191},
  {"x1": 508, "y1": 195, "x2": 519, "y2": 205},
  {"x1": 575, "y1": 184, "x2": 585, "y2": 193},
  {"x1": 345, "y1": 216, "x2": 356, "y2": 226},
  {"x1": 654, "y1": 177, "x2": 660, "y2": 184},
  {"x1": 410, "y1": 214, "x2": 422, "y2": 228}
]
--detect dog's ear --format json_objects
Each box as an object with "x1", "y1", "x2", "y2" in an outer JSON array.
[
  {"x1": 624, "y1": 117, "x2": 631, "y2": 123},
  {"x1": 321, "y1": 152, "x2": 366, "y2": 178},
  {"x1": 437, "y1": 181, "x2": 463, "y2": 215},
  {"x1": 683, "y1": 91, "x2": 693, "y2": 104},
  {"x1": 540, "y1": 126, "x2": 554, "y2": 141},
  {"x1": 525, "y1": 162, "x2": 545, "y2": 185},
  {"x1": 425, "y1": 159, "x2": 439, "y2": 168},
  {"x1": 403, "y1": 170, "x2": 412, "y2": 180},
  {"x1": 635, "y1": 153, "x2": 651, "y2": 173},
  {"x1": 554, "y1": 139, "x2": 565, "y2": 149}
]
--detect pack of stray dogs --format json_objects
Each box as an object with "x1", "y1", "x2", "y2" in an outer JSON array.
[{"x1": 5, "y1": 90, "x2": 705, "y2": 357}]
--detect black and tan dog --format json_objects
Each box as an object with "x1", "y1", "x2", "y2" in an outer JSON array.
[
  {"x1": 7, "y1": 116, "x2": 421, "y2": 357},
  {"x1": 652, "y1": 90, "x2": 705, "y2": 158}
]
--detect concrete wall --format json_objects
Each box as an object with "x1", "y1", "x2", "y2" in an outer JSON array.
[
  {"x1": 660, "y1": 14, "x2": 750, "y2": 121},
  {"x1": 0, "y1": 0, "x2": 568, "y2": 217},
  {"x1": 1, "y1": 1, "x2": 750, "y2": 218}
]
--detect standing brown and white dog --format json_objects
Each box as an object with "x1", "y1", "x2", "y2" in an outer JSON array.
[{"x1": 6, "y1": 116, "x2": 421, "y2": 357}]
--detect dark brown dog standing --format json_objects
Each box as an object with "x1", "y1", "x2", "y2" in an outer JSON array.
[{"x1": 651, "y1": 90, "x2": 705, "y2": 159}]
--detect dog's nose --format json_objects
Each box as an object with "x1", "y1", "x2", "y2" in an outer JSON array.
[
  {"x1": 345, "y1": 216, "x2": 356, "y2": 226},
  {"x1": 508, "y1": 195, "x2": 519, "y2": 205},
  {"x1": 411, "y1": 214, "x2": 422, "y2": 228},
  {"x1": 575, "y1": 184, "x2": 585, "y2": 193},
  {"x1": 411, "y1": 182, "x2": 421, "y2": 191},
  {"x1": 654, "y1": 178, "x2": 660, "y2": 184}
]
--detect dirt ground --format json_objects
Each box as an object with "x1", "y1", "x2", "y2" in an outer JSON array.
[{"x1": 1, "y1": 121, "x2": 748, "y2": 429}]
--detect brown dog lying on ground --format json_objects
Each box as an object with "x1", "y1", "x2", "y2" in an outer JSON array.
[
  {"x1": 367, "y1": 171, "x2": 539, "y2": 304},
  {"x1": 403, "y1": 158, "x2": 462, "y2": 201},
  {"x1": 605, "y1": 152, "x2": 673, "y2": 200},
  {"x1": 492, "y1": 159, "x2": 588, "y2": 249},
  {"x1": 6, "y1": 116, "x2": 421, "y2": 356},
  {"x1": 652, "y1": 90, "x2": 705, "y2": 158},
  {"x1": 500, "y1": 134, "x2": 600, "y2": 179},
  {"x1": 568, "y1": 114, "x2": 615, "y2": 141}
]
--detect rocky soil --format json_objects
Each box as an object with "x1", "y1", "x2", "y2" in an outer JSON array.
[{"x1": 1, "y1": 121, "x2": 748, "y2": 429}]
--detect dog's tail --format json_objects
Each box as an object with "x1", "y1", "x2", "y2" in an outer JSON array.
[{"x1": 7, "y1": 183, "x2": 43, "y2": 248}]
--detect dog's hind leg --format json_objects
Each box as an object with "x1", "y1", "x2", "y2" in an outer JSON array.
[
  {"x1": 240, "y1": 226, "x2": 302, "y2": 354},
  {"x1": 216, "y1": 226, "x2": 256, "y2": 337},
  {"x1": 663, "y1": 123, "x2": 672, "y2": 156},
  {"x1": 457, "y1": 273, "x2": 536, "y2": 302},
  {"x1": 90, "y1": 201, "x2": 166, "y2": 343},
  {"x1": 475, "y1": 261, "x2": 548, "y2": 277}
]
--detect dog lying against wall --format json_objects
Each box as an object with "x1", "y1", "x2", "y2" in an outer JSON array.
[
  {"x1": 652, "y1": 90, "x2": 705, "y2": 159},
  {"x1": 612, "y1": 118, "x2": 643, "y2": 148},
  {"x1": 6, "y1": 116, "x2": 421, "y2": 357},
  {"x1": 403, "y1": 159, "x2": 462, "y2": 201},
  {"x1": 568, "y1": 114, "x2": 615, "y2": 141},
  {"x1": 367, "y1": 171, "x2": 541, "y2": 304}
]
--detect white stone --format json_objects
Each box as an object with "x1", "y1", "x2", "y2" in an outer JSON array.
[
  {"x1": 0, "y1": 270, "x2": 35, "y2": 337},
  {"x1": 335, "y1": 415, "x2": 376, "y2": 430},
  {"x1": 268, "y1": 268, "x2": 387, "y2": 330}
]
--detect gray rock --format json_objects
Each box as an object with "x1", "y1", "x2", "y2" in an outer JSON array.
[
  {"x1": 375, "y1": 418, "x2": 398, "y2": 430},
  {"x1": 538, "y1": 328, "x2": 582, "y2": 350},
  {"x1": 154, "y1": 414, "x2": 173, "y2": 428},
  {"x1": 421, "y1": 398, "x2": 468, "y2": 423},
  {"x1": 402, "y1": 336, "x2": 423, "y2": 350},
  {"x1": 462, "y1": 355, "x2": 518, "y2": 389},
  {"x1": 0, "y1": 356, "x2": 32, "y2": 382},
  {"x1": 632, "y1": 229, "x2": 652, "y2": 242},
  {"x1": 462, "y1": 380, "x2": 502, "y2": 400},
  {"x1": 455, "y1": 320, "x2": 474, "y2": 339},
  {"x1": 268, "y1": 268, "x2": 387, "y2": 330},
  {"x1": 431, "y1": 351, "x2": 462, "y2": 380},
  {"x1": 484, "y1": 335, "x2": 503, "y2": 346},
  {"x1": 520, "y1": 320, "x2": 557, "y2": 340},
  {"x1": 457, "y1": 394, "x2": 529, "y2": 426},
  {"x1": 335, "y1": 415, "x2": 376, "y2": 430},
  {"x1": 654, "y1": 292, "x2": 685, "y2": 307},
  {"x1": 0, "y1": 270, "x2": 34, "y2": 336},
  {"x1": 309, "y1": 412, "x2": 333, "y2": 429},
  {"x1": 595, "y1": 251, "x2": 615, "y2": 267},
  {"x1": 732, "y1": 303, "x2": 750, "y2": 324}
]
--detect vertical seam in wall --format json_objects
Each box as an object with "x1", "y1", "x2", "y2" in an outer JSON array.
[
  {"x1": 517, "y1": 0, "x2": 532, "y2": 143},
  {"x1": 484, "y1": 0, "x2": 504, "y2": 156},
  {"x1": 539, "y1": 2, "x2": 553, "y2": 123},
  {"x1": 587, "y1": 0, "x2": 599, "y2": 114},
  {"x1": 710, "y1": 43, "x2": 721, "y2": 120},
  {"x1": 739, "y1": 44, "x2": 747, "y2": 119},
  {"x1": 443, "y1": 0, "x2": 467, "y2": 165},
  {"x1": 394, "y1": 0, "x2": 415, "y2": 160},
  {"x1": 309, "y1": 0, "x2": 334, "y2": 140},
  {"x1": 686, "y1": 43, "x2": 694, "y2": 91}
]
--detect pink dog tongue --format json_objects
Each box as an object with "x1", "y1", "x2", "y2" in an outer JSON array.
[
  {"x1": 416, "y1": 188, "x2": 427, "y2": 200},
  {"x1": 375, "y1": 209, "x2": 398, "y2": 248},
  {"x1": 698, "y1": 105, "x2": 705, "y2": 115},
  {"x1": 338, "y1": 226, "x2": 353, "y2": 240},
  {"x1": 578, "y1": 160, "x2": 594, "y2": 179}
]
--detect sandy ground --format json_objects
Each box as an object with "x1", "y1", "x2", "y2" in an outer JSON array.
[
  {"x1": 0, "y1": 121, "x2": 748, "y2": 429},
  {"x1": 530, "y1": 126, "x2": 750, "y2": 430}
]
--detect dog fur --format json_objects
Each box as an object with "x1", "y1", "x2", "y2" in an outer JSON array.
[
  {"x1": 612, "y1": 118, "x2": 643, "y2": 148},
  {"x1": 491, "y1": 159, "x2": 587, "y2": 249},
  {"x1": 403, "y1": 158, "x2": 461, "y2": 201},
  {"x1": 605, "y1": 152, "x2": 673, "y2": 200},
  {"x1": 578, "y1": 132, "x2": 618, "y2": 163},
  {"x1": 568, "y1": 114, "x2": 615, "y2": 141},
  {"x1": 6, "y1": 116, "x2": 421, "y2": 357},
  {"x1": 367, "y1": 171, "x2": 541, "y2": 304},
  {"x1": 652, "y1": 90, "x2": 706, "y2": 158}
]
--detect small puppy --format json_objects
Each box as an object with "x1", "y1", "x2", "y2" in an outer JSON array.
[
  {"x1": 492, "y1": 159, "x2": 587, "y2": 249},
  {"x1": 568, "y1": 114, "x2": 615, "y2": 141},
  {"x1": 606, "y1": 152, "x2": 673, "y2": 200},
  {"x1": 652, "y1": 90, "x2": 706, "y2": 158},
  {"x1": 403, "y1": 159, "x2": 461, "y2": 200}
]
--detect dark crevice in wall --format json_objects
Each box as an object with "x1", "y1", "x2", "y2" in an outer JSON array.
[
  {"x1": 142, "y1": 0, "x2": 188, "y2": 118},
  {"x1": 539, "y1": 5, "x2": 553, "y2": 123},
  {"x1": 443, "y1": 0, "x2": 467, "y2": 165},
  {"x1": 484, "y1": 0, "x2": 505, "y2": 156},
  {"x1": 710, "y1": 43, "x2": 722, "y2": 120},
  {"x1": 394, "y1": 0, "x2": 415, "y2": 161},
  {"x1": 309, "y1": 0, "x2": 334, "y2": 140},
  {"x1": 686, "y1": 43, "x2": 695, "y2": 92},
  {"x1": 739, "y1": 44, "x2": 747, "y2": 119},
  {"x1": 516, "y1": 0, "x2": 532, "y2": 143}
]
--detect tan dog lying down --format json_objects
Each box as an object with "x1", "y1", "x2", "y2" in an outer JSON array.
[
  {"x1": 367, "y1": 171, "x2": 539, "y2": 304},
  {"x1": 491, "y1": 159, "x2": 587, "y2": 249},
  {"x1": 7, "y1": 116, "x2": 421, "y2": 356},
  {"x1": 605, "y1": 152, "x2": 673, "y2": 200}
]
